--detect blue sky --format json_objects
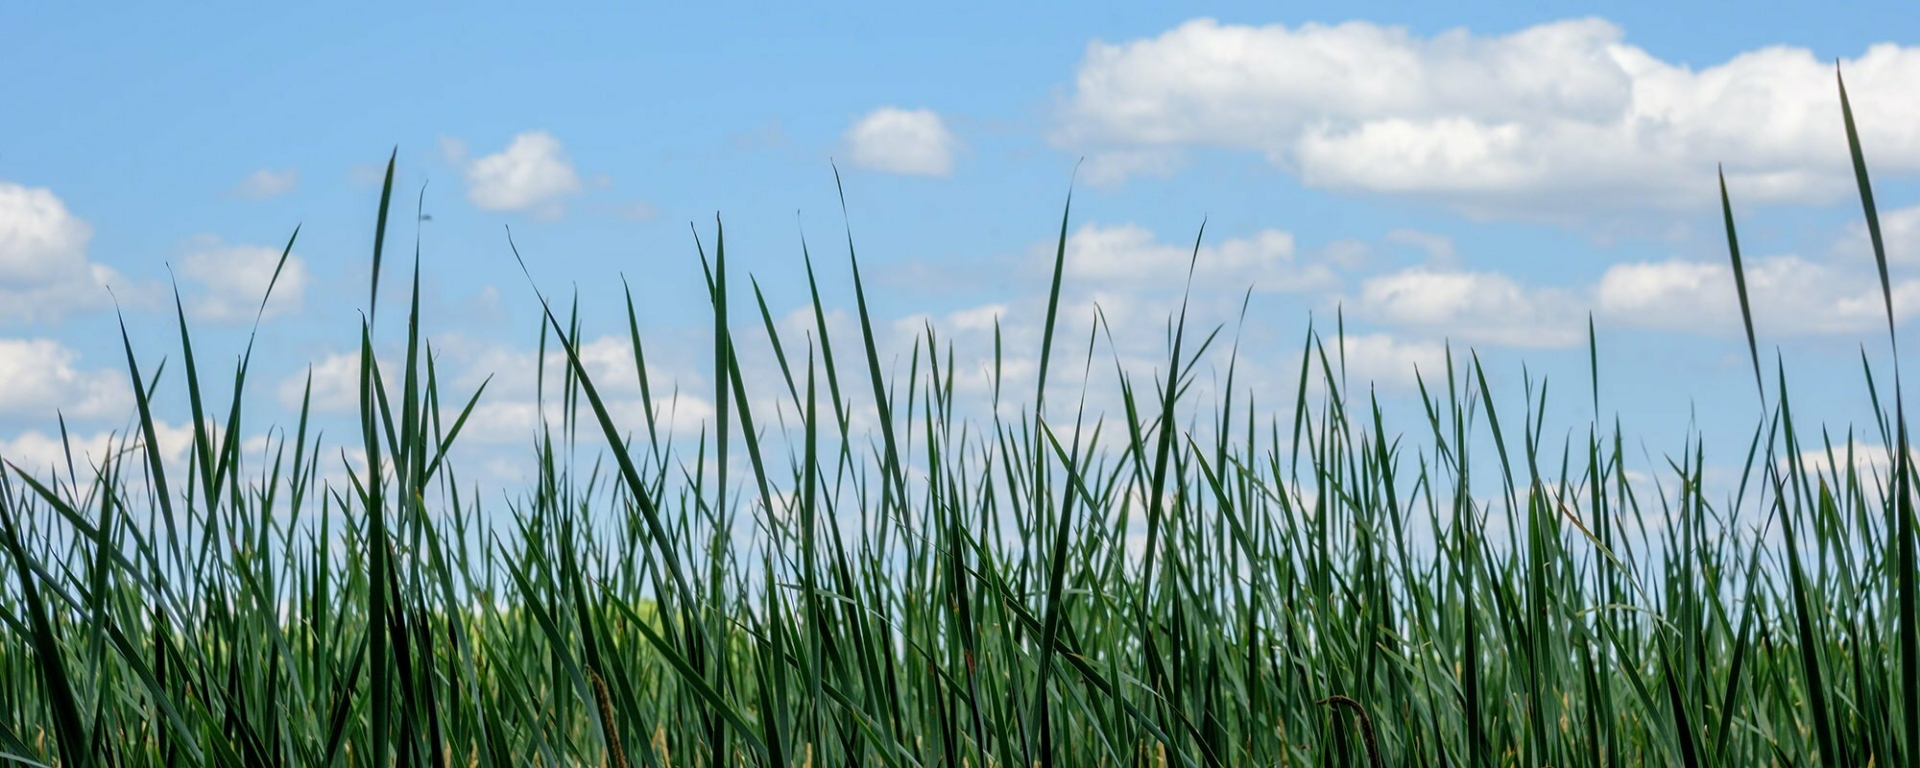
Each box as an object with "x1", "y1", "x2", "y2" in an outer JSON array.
[{"x1": 4, "y1": 4, "x2": 1919, "y2": 491}]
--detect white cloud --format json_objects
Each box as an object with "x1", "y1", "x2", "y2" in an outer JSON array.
[
  {"x1": 1790, "y1": 444, "x2": 1920, "y2": 486},
  {"x1": 276, "y1": 333, "x2": 715, "y2": 447},
  {"x1": 1887, "y1": 205, "x2": 1920, "y2": 266},
  {"x1": 0, "y1": 183, "x2": 92, "y2": 286},
  {"x1": 0, "y1": 421, "x2": 193, "y2": 482},
  {"x1": 1384, "y1": 229, "x2": 1459, "y2": 267},
  {"x1": 1596, "y1": 255, "x2": 1920, "y2": 336},
  {"x1": 1350, "y1": 246, "x2": 1919, "y2": 348},
  {"x1": 1058, "y1": 18, "x2": 1920, "y2": 215},
  {"x1": 455, "y1": 131, "x2": 583, "y2": 218},
  {"x1": 1318, "y1": 239, "x2": 1371, "y2": 270},
  {"x1": 433, "y1": 333, "x2": 656, "y2": 401},
  {"x1": 438, "y1": 136, "x2": 468, "y2": 168},
  {"x1": 1336, "y1": 333, "x2": 1451, "y2": 391},
  {"x1": 1835, "y1": 203, "x2": 1920, "y2": 266},
  {"x1": 1052, "y1": 222, "x2": 1336, "y2": 294},
  {"x1": 844, "y1": 108, "x2": 957, "y2": 177},
  {"x1": 610, "y1": 201, "x2": 659, "y2": 221},
  {"x1": 1081, "y1": 149, "x2": 1185, "y2": 187},
  {"x1": 177, "y1": 236, "x2": 308, "y2": 322},
  {"x1": 0, "y1": 428, "x2": 112, "y2": 478},
  {"x1": 456, "y1": 391, "x2": 716, "y2": 447},
  {"x1": 0, "y1": 181, "x2": 127, "y2": 322},
  {"x1": 348, "y1": 162, "x2": 391, "y2": 188},
  {"x1": 230, "y1": 168, "x2": 298, "y2": 200},
  {"x1": 279, "y1": 350, "x2": 371, "y2": 414},
  {"x1": 1357, "y1": 266, "x2": 1585, "y2": 347},
  {"x1": 0, "y1": 339, "x2": 131, "y2": 421},
  {"x1": 888, "y1": 213, "x2": 1915, "y2": 357}
]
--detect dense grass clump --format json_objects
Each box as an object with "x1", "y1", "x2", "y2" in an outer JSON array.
[{"x1": 0, "y1": 78, "x2": 1916, "y2": 768}]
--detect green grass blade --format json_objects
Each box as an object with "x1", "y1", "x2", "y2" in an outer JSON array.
[
  {"x1": 0, "y1": 477, "x2": 89, "y2": 768},
  {"x1": 1838, "y1": 66, "x2": 1918, "y2": 763},
  {"x1": 1718, "y1": 168, "x2": 1765, "y2": 400}
]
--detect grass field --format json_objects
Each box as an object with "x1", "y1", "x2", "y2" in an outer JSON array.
[{"x1": 0, "y1": 78, "x2": 1915, "y2": 767}]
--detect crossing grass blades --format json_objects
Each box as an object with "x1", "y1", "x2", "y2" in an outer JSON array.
[{"x1": 0, "y1": 72, "x2": 1915, "y2": 767}]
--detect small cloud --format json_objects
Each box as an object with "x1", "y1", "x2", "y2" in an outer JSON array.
[
  {"x1": 728, "y1": 120, "x2": 789, "y2": 151},
  {"x1": 229, "y1": 168, "x2": 299, "y2": 200},
  {"x1": 455, "y1": 131, "x2": 584, "y2": 219},
  {"x1": 1081, "y1": 149, "x2": 1185, "y2": 187},
  {"x1": 843, "y1": 107, "x2": 957, "y2": 177},
  {"x1": 612, "y1": 201, "x2": 659, "y2": 221},
  {"x1": 1051, "y1": 222, "x2": 1335, "y2": 294},
  {"x1": 438, "y1": 136, "x2": 469, "y2": 167},
  {"x1": 176, "y1": 236, "x2": 309, "y2": 322},
  {"x1": 1318, "y1": 239, "x2": 1371, "y2": 270},
  {"x1": 347, "y1": 163, "x2": 390, "y2": 187}
]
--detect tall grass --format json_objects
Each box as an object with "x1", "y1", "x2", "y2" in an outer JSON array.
[{"x1": 0, "y1": 76, "x2": 1914, "y2": 767}]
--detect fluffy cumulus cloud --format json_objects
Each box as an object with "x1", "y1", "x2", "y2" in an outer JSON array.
[
  {"x1": 1340, "y1": 217, "x2": 1920, "y2": 346},
  {"x1": 1057, "y1": 18, "x2": 1920, "y2": 216},
  {"x1": 844, "y1": 107, "x2": 958, "y2": 177},
  {"x1": 278, "y1": 350, "x2": 373, "y2": 415},
  {"x1": 230, "y1": 168, "x2": 299, "y2": 200},
  {"x1": 1053, "y1": 222, "x2": 1337, "y2": 294},
  {"x1": 1357, "y1": 266, "x2": 1586, "y2": 347},
  {"x1": 1790, "y1": 444, "x2": 1920, "y2": 487},
  {"x1": 177, "y1": 236, "x2": 309, "y2": 322},
  {"x1": 0, "y1": 420, "x2": 194, "y2": 482},
  {"x1": 1837, "y1": 203, "x2": 1920, "y2": 266},
  {"x1": 867, "y1": 220, "x2": 1389, "y2": 414},
  {"x1": 452, "y1": 131, "x2": 583, "y2": 218},
  {"x1": 0, "y1": 181, "x2": 123, "y2": 322},
  {"x1": 0, "y1": 338, "x2": 130, "y2": 421},
  {"x1": 276, "y1": 334, "x2": 716, "y2": 448},
  {"x1": 872, "y1": 221, "x2": 1434, "y2": 401},
  {"x1": 1080, "y1": 149, "x2": 1185, "y2": 187},
  {"x1": 450, "y1": 332, "x2": 717, "y2": 446},
  {"x1": 1351, "y1": 252, "x2": 1918, "y2": 347},
  {"x1": 1596, "y1": 255, "x2": 1920, "y2": 336},
  {"x1": 1336, "y1": 333, "x2": 1452, "y2": 391}
]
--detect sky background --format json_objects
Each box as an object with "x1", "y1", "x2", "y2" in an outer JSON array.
[{"x1": 3, "y1": 3, "x2": 1919, "y2": 496}]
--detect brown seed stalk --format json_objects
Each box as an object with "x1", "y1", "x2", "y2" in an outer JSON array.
[{"x1": 1317, "y1": 694, "x2": 1383, "y2": 768}]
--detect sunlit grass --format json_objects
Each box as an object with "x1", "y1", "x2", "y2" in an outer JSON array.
[{"x1": 0, "y1": 74, "x2": 1914, "y2": 768}]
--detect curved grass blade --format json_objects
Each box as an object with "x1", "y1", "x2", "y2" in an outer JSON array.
[
  {"x1": 1838, "y1": 65, "x2": 1918, "y2": 762},
  {"x1": 1718, "y1": 168, "x2": 1764, "y2": 400},
  {"x1": 0, "y1": 477, "x2": 89, "y2": 768}
]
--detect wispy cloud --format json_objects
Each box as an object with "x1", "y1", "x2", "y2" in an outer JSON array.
[
  {"x1": 176, "y1": 235, "x2": 309, "y2": 322},
  {"x1": 229, "y1": 168, "x2": 299, "y2": 200}
]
